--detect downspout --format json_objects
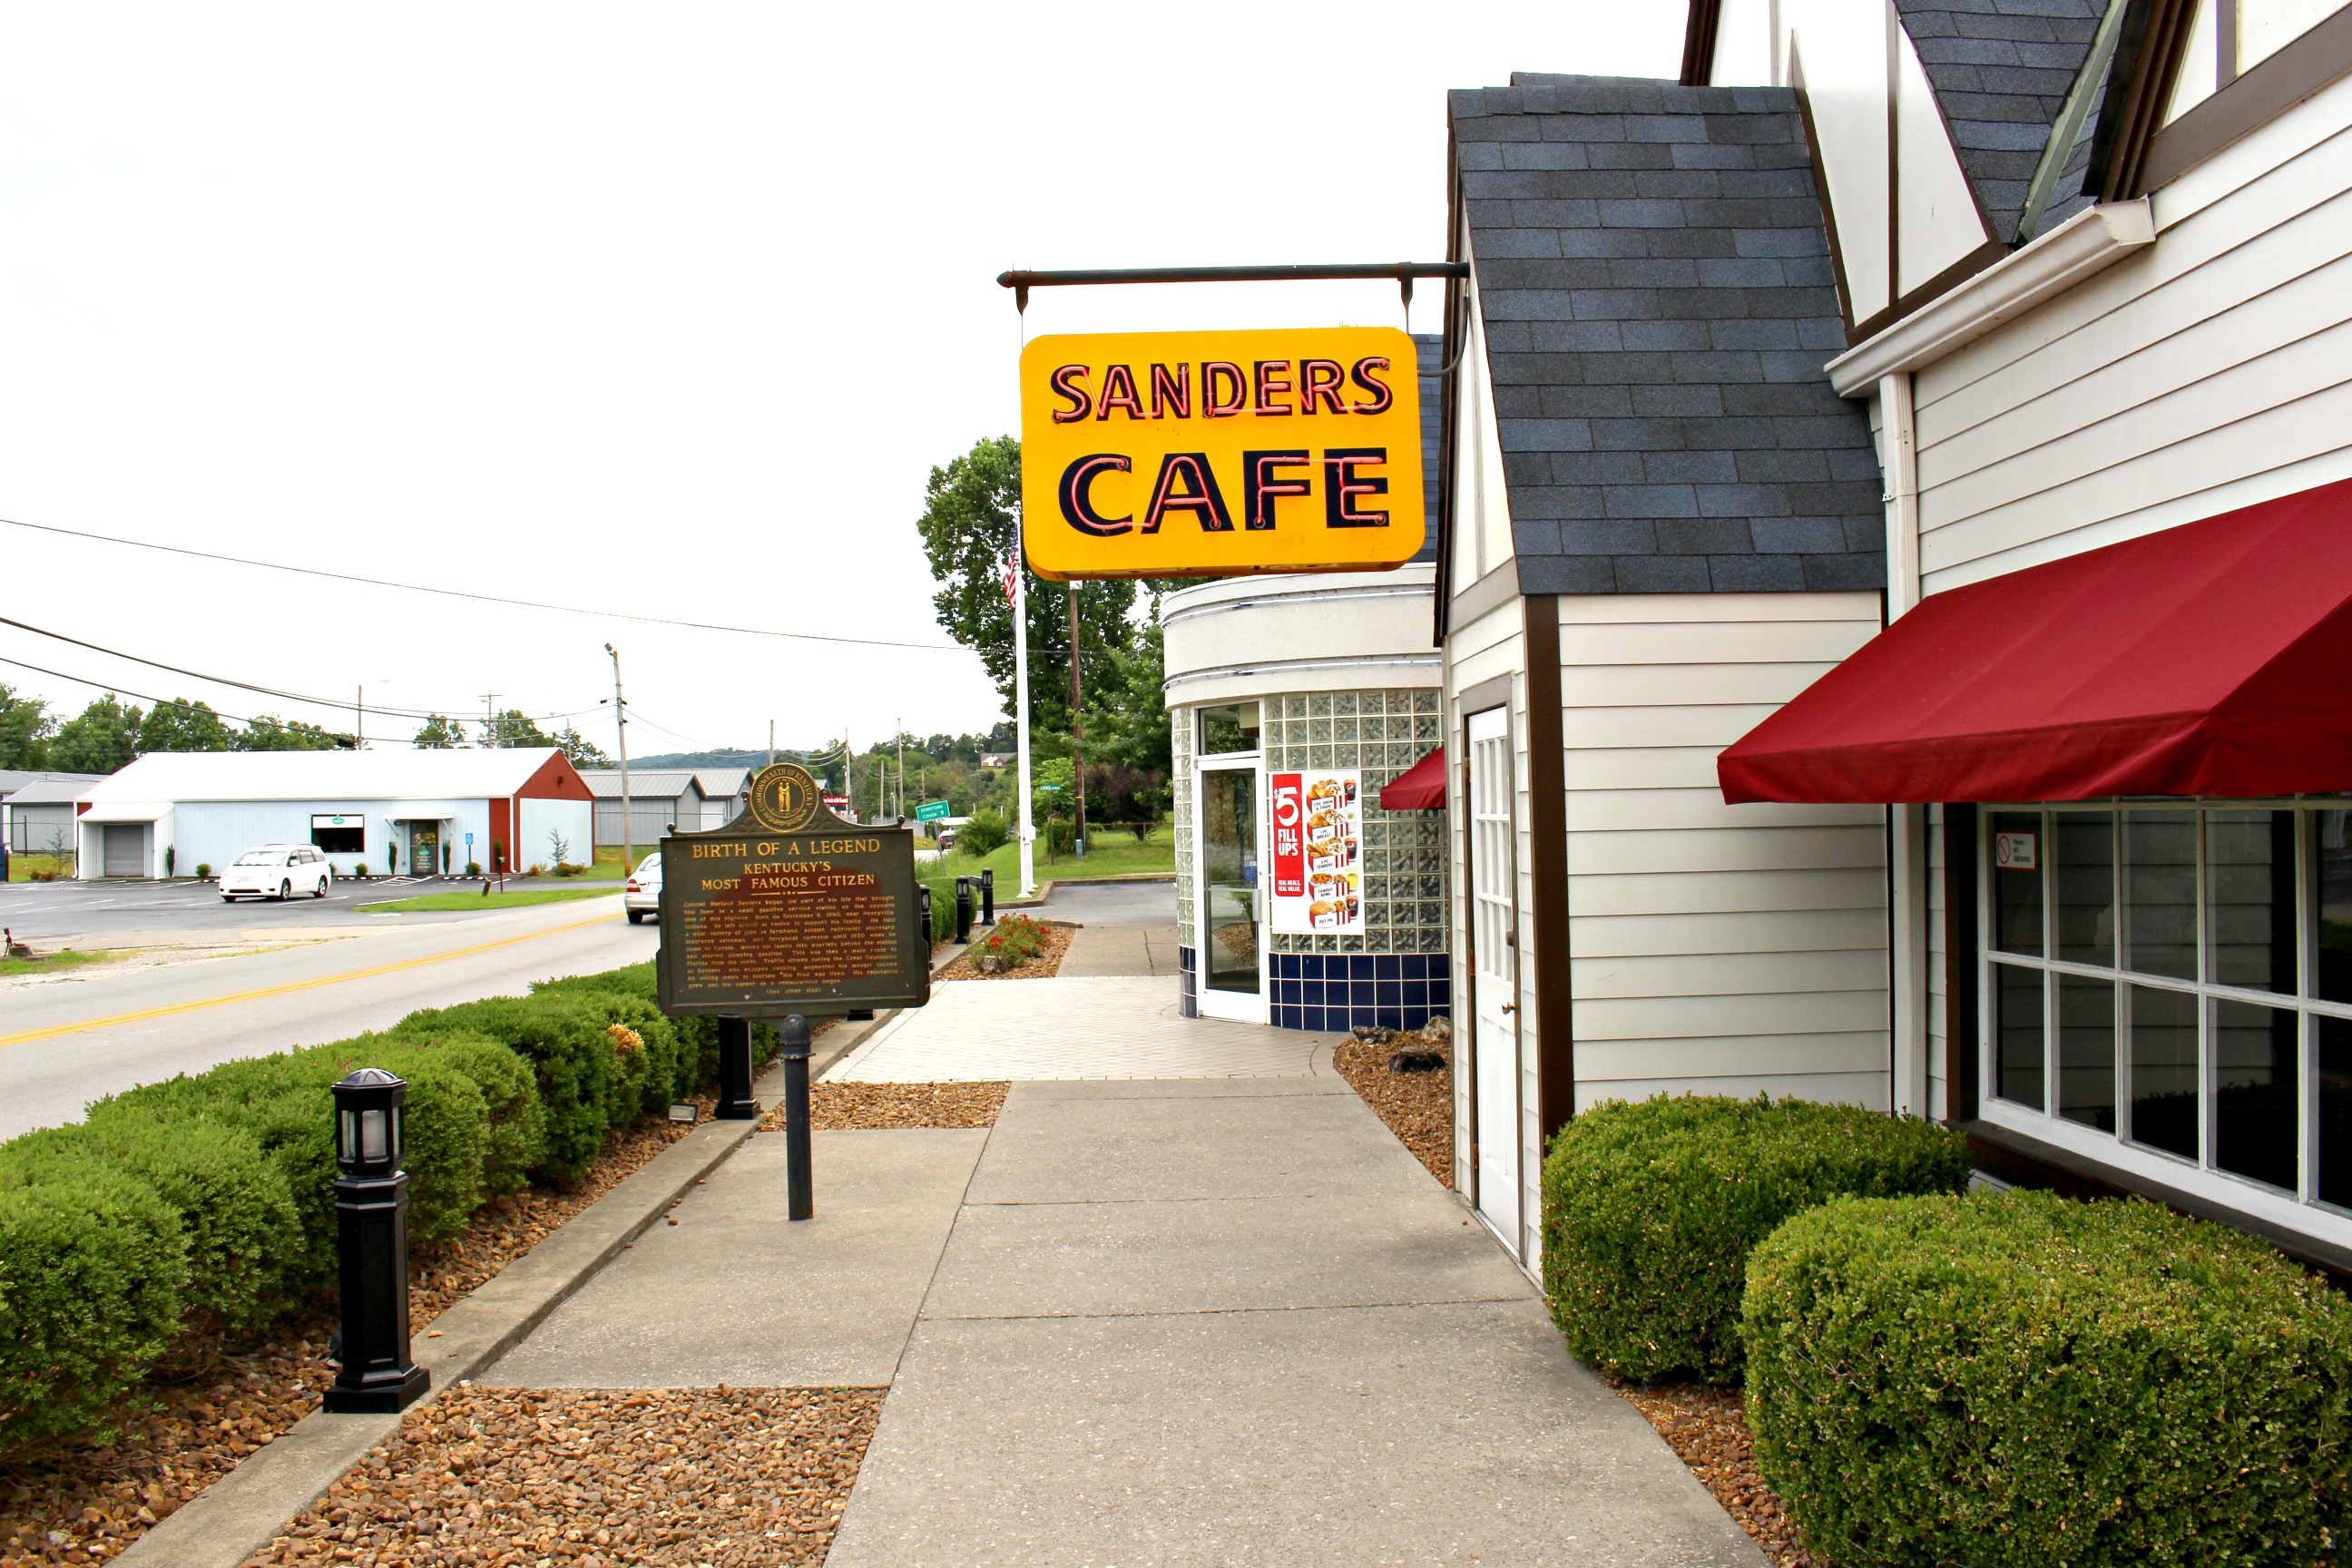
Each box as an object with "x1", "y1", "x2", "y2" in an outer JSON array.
[{"x1": 1881, "y1": 371, "x2": 1931, "y2": 1119}]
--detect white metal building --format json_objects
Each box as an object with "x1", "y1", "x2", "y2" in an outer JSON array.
[{"x1": 72, "y1": 750, "x2": 596, "y2": 880}]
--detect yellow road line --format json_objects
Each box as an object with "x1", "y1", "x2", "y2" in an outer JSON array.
[{"x1": 0, "y1": 907, "x2": 625, "y2": 1049}]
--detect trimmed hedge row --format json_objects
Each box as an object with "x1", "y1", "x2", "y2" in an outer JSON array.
[
  {"x1": 0, "y1": 963, "x2": 703, "y2": 1455},
  {"x1": 1744, "y1": 1191, "x2": 2352, "y2": 1567},
  {"x1": 1540, "y1": 1093, "x2": 1971, "y2": 1383}
]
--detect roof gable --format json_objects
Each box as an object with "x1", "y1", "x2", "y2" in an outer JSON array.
[
  {"x1": 83, "y1": 748, "x2": 573, "y2": 803},
  {"x1": 1895, "y1": 0, "x2": 2110, "y2": 244},
  {"x1": 1453, "y1": 75, "x2": 1884, "y2": 595}
]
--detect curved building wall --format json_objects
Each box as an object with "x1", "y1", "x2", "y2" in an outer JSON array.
[{"x1": 1165, "y1": 567, "x2": 1452, "y2": 1033}]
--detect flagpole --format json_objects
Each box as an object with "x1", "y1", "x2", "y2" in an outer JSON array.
[{"x1": 1013, "y1": 554, "x2": 1037, "y2": 897}]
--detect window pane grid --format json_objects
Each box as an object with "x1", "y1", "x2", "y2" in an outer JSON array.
[{"x1": 1983, "y1": 803, "x2": 2352, "y2": 1217}]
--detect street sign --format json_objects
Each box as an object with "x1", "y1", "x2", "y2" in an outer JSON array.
[
  {"x1": 655, "y1": 762, "x2": 930, "y2": 1019},
  {"x1": 1019, "y1": 326, "x2": 1424, "y2": 582},
  {"x1": 916, "y1": 799, "x2": 951, "y2": 822}
]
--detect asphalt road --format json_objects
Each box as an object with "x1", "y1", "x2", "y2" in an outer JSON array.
[
  {"x1": 0, "y1": 892, "x2": 654, "y2": 1139},
  {"x1": 0, "y1": 874, "x2": 619, "y2": 941}
]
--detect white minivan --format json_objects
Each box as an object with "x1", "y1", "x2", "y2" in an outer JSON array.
[{"x1": 220, "y1": 844, "x2": 333, "y2": 901}]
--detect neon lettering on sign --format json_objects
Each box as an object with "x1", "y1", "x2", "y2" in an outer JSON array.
[{"x1": 1020, "y1": 327, "x2": 1423, "y2": 581}]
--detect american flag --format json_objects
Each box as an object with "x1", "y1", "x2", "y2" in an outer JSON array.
[{"x1": 1002, "y1": 556, "x2": 1018, "y2": 609}]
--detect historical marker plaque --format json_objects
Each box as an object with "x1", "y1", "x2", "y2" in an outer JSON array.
[{"x1": 655, "y1": 762, "x2": 930, "y2": 1018}]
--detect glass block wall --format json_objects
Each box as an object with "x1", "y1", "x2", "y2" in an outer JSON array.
[{"x1": 1171, "y1": 688, "x2": 1452, "y2": 1031}]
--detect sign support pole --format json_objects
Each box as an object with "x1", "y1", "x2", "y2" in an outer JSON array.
[
  {"x1": 1014, "y1": 555, "x2": 1037, "y2": 896},
  {"x1": 779, "y1": 1014, "x2": 813, "y2": 1220}
]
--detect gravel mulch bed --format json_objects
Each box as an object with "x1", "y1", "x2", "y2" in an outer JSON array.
[
  {"x1": 1613, "y1": 1383, "x2": 1825, "y2": 1568},
  {"x1": 761, "y1": 1081, "x2": 1009, "y2": 1132},
  {"x1": 239, "y1": 1386, "x2": 882, "y2": 1568},
  {"x1": 0, "y1": 1109, "x2": 710, "y2": 1567},
  {"x1": 931, "y1": 920, "x2": 1073, "y2": 982},
  {"x1": 1331, "y1": 1026, "x2": 1453, "y2": 1184}
]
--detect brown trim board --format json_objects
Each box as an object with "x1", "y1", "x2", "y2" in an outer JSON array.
[
  {"x1": 1943, "y1": 802, "x2": 1979, "y2": 1124},
  {"x1": 1682, "y1": 0, "x2": 1723, "y2": 86},
  {"x1": 2143, "y1": 1, "x2": 2352, "y2": 189},
  {"x1": 1522, "y1": 594, "x2": 1574, "y2": 1142},
  {"x1": 1453, "y1": 671, "x2": 1514, "y2": 717},
  {"x1": 2090, "y1": 0, "x2": 2198, "y2": 201}
]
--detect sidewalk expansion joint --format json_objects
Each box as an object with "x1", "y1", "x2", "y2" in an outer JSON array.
[{"x1": 917, "y1": 1297, "x2": 1537, "y2": 1324}]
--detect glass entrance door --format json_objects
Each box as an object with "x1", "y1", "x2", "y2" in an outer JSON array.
[{"x1": 1198, "y1": 763, "x2": 1266, "y2": 1022}]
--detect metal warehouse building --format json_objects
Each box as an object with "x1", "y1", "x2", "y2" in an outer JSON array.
[{"x1": 71, "y1": 749, "x2": 596, "y2": 879}]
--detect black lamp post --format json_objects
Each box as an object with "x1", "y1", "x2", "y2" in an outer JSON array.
[{"x1": 323, "y1": 1068, "x2": 430, "y2": 1414}]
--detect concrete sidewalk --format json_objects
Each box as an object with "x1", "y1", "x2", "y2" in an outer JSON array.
[{"x1": 825, "y1": 1080, "x2": 1764, "y2": 1568}]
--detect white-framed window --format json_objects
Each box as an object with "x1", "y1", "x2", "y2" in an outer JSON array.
[{"x1": 1981, "y1": 803, "x2": 2352, "y2": 1230}]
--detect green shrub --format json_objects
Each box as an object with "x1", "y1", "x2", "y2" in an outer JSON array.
[
  {"x1": 1540, "y1": 1093, "x2": 1970, "y2": 1383},
  {"x1": 0, "y1": 1170, "x2": 185, "y2": 1447},
  {"x1": 383, "y1": 1028, "x2": 544, "y2": 1196},
  {"x1": 534, "y1": 963, "x2": 772, "y2": 1088},
  {"x1": 1743, "y1": 1191, "x2": 2352, "y2": 1568},
  {"x1": 959, "y1": 808, "x2": 1009, "y2": 858},
  {"x1": 314, "y1": 1039, "x2": 488, "y2": 1251},
  {"x1": 0, "y1": 1117, "x2": 297, "y2": 1333},
  {"x1": 400, "y1": 996, "x2": 632, "y2": 1185}
]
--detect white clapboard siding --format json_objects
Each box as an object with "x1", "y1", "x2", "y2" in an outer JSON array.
[
  {"x1": 1555, "y1": 592, "x2": 1889, "y2": 1111},
  {"x1": 1576, "y1": 1032, "x2": 1890, "y2": 1082},
  {"x1": 1568, "y1": 866, "x2": 1889, "y2": 916},
  {"x1": 1561, "y1": 660, "x2": 1860, "y2": 708},
  {"x1": 1570, "y1": 823, "x2": 1887, "y2": 876},
  {"x1": 1570, "y1": 785, "x2": 1879, "y2": 832},
  {"x1": 1573, "y1": 906, "x2": 1893, "y2": 958},
  {"x1": 1573, "y1": 947, "x2": 1889, "y2": 999},
  {"x1": 1578, "y1": 1072, "x2": 1886, "y2": 1112},
  {"x1": 1577, "y1": 988, "x2": 1892, "y2": 1038},
  {"x1": 1912, "y1": 74, "x2": 2352, "y2": 589},
  {"x1": 1563, "y1": 746, "x2": 1730, "y2": 790}
]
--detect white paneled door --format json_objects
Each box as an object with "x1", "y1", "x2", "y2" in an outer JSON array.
[{"x1": 1466, "y1": 706, "x2": 1521, "y2": 1252}]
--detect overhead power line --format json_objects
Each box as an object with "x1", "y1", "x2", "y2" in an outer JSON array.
[
  {"x1": 0, "y1": 653, "x2": 293, "y2": 733},
  {"x1": 0, "y1": 515, "x2": 967, "y2": 652},
  {"x1": 0, "y1": 613, "x2": 601, "y2": 726}
]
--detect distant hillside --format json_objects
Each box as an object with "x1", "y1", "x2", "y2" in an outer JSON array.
[{"x1": 587, "y1": 748, "x2": 825, "y2": 772}]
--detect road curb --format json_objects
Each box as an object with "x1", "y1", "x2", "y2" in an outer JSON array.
[{"x1": 112, "y1": 1018, "x2": 894, "y2": 1568}]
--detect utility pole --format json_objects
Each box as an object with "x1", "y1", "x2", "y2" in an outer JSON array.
[
  {"x1": 605, "y1": 646, "x2": 632, "y2": 880},
  {"x1": 479, "y1": 694, "x2": 500, "y2": 748},
  {"x1": 1067, "y1": 584, "x2": 1087, "y2": 860},
  {"x1": 356, "y1": 685, "x2": 364, "y2": 750},
  {"x1": 768, "y1": 720, "x2": 775, "y2": 769},
  {"x1": 896, "y1": 720, "x2": 905, "y2": 821}
]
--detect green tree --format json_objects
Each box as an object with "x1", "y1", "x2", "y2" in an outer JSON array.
[
  {"x1": 0, "y1": 683, "x2": 53, "y2": 769},
  {"x1": 50, "y1": 694, "x2": 143, "y2": 773},
  {"x1": 552, "y1": 726, "x2": 607, "y2": 768},
  {"x1": 238, "y1": 716, "x2": 348, "y2": 750},
  {"x1": 483, "y1": 709, "x2": 550, "y2": 749},
  {"x1": 1080, "y1": 616, "x2": 1173, "y2": 775},
  {"x1": 412, "y1": 713, "x2": 467, "y2": 749},
  {"x1": 915, "y1": 435, "x2": 1135, "y2": 733},
  {"x1": 137, "y1": 698, "x2": 234, "y2": 753}
]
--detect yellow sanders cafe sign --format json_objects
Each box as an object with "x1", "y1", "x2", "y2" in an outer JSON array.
[{"x1": 1019, "y1": 327, "x2": 1424, "y2": 581}]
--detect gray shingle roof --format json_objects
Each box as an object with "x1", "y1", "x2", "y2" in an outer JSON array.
[
  {"x1": 1895, "y1": 0, "x2": 2108, "y2": 244},
  {"x1": 1454, "y1": 75, "x2": 1884, "y2": 596}
]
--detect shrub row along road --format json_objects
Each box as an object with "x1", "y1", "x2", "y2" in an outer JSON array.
[{"x1": 0, "y1": 893, "x2": 653, "y2": 1139}]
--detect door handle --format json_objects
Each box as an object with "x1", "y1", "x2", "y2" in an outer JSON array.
[{"x1": 1501, "y1": 1003, "x2": 1515, "y2": 1014}]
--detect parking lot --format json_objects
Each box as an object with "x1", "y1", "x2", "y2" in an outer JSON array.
[{"x1": 0, "y1": 873, "x2": 622, "y2": 942}]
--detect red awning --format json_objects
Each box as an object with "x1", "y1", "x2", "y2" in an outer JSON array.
[
  {"x1": 1719, "y1": 476, "x2": 2352, "y2": 804},
  {"x1": 1380, "y1": 745, "x2": 1446, "y2": 809}
]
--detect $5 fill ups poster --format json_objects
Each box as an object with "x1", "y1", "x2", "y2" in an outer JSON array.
[{"x1": 1269, "y1": 769, "x2": 1362, "y2": 935}]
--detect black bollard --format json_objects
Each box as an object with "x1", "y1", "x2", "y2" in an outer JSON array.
[
  {"x1": 955, "y1": 877, "x2": 974, "y2": 944},
  {"x1": 980, "y1": 867, "x2": 995, "y2": 925},
  {"x1": 715, "y1": 1015, "x2": 760, "y2": 1119},
  {"x1": 918, "y1": 883, "x2": 934, "y2": 950},
  {"x1": 779, "y1": 1014, "x2": 813, "y2": 1220},
  {"x1": 324, "y1": 1069, "x2": 430, "y2": 1414}
]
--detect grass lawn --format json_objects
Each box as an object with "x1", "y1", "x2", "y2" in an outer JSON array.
[
  {"x1": 930, "y1": 823, "x2": 1176, "y2": 887},
  {"x1": 5, "y1": 856, "x2": 74, "y2": 882},
  {"x1": 0, "y1": 946, "x2": 114, "y2": 976},
  {"x1": 356, "y1": 887, "x2": 623, "y2": 914}
]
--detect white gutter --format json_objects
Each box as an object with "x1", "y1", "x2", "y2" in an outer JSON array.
[{"x1": 1826, "y1": 200, "x2": 2154, "y2": 396}]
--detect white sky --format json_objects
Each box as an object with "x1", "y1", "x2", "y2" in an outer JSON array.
[{"x1": 0, "y1": 3, "x2": 1681, "y2": 758}]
